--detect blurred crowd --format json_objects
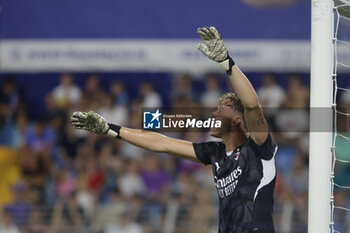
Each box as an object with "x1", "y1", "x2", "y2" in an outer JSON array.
[{"x1": 0, "y1": 72, "x2": 350, "y2": 233}]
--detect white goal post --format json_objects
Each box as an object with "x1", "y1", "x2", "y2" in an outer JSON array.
[{"x1": 309, "y1": 0, "x2": 334, "y2": 232}]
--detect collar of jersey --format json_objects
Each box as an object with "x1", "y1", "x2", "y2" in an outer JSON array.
[{"x1": 225, "y1": 146, "x2": 242, "y2": 157}]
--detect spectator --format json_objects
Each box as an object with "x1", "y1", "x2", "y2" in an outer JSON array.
[
  {"x1": 172, "y1": 74, "x2": 198, "y2": 103},
  {"x1": 104, "y1": 211, "x2": 143, "y2": 233},
  {"x1": 118, "y1": 160, "x2": 145, "y2": 197},
  {"x1": 1, "y1": 109, "x2": 28, "y2": 147},
  {"x1": 189, "y1": 191, "x2": 215, "y2": 233},
  {"x1": 11, "y1": 110, "x2": 28, "y2": 148},
  {"x1": 121, "y1": 104, "x2": 147, "y2": 160},
  {"x1": 258, "y1": 73, "x2": 285, "y2": 109},
  {"x1": 20, "y1": 149, "x2": 50, "y2": 203},
  {"x1": 282, "y1": 155, "x2": 308, "y2": 232},
  {"x1": 139, "y1": 81, "x2": 162, "y2": 108},
  {"x1": 283, "y1": 155, "x2": 308, "y2": 198},
  {"x1": 275, "y1": 76, "x2": 309, "y2": 143},
  {"x1": 172, "y1": 193, "x2": 191, "y2": 233},
  {"x1": 335, "y1": 129, "x2": 350, "y2": 185},
  {"x1": 57, "y1": 122, "x2": 83, "y2": 161},
  {"x1": 333, "y1": 190, "x2": 350, "y2": 232},
  {"x1": 141, "y1": 155, "x2": 169, "y2": 197},
  {"x1": 200, "y1": 74, "x2": 223, "y2": 107},
  {"x1": 4, "y1": 182, "x2": 31, "y2": 228},
  {"x1": 52, "y1": 73, "x2": 82, "y2": 109},
  {"x1": 110, "y1": 81, "x2": 129, "y2": 106},
  {"x1": 44, "y1": 93, "x2": 64, "y2": 123},
  {"x1": 127, "y1": 195, "x2": 147, "y2": 225},
  {"x1": 0, "y1": 77, "x2": 20, "y2": 122},
  {"x1": 99, "y1": 94, "x2": 128, "y2": 126},
  {"x1": 87, "y1": 159, "x2": 105, "y2": 197},
  {"x1": 95, "y1": 189, "x2": 127, "y2": 232},
  {"x1": 62, "y1": 192, "x2": 84, "y2": 227},
  {"x1": 25, "y1": 208, "x2": 47, "y2": 233},
  {"x1": 141, "y1": 155, "x2": 169, "y2": 231},
  {"x1": 340, "y1": 87, "x2": 350, "y2": 106},
  {"x1": 194, "y1": 166, "x2": 215, "y2": 189},
  {"x1": 285, "y1": 74, "x2": 309, "y2": 108},
  {"x1": 56, "y1": 170, "x2": 76, "y2": 200},
  {"x1": 0, "y1": 77, "x2": 22, "y2": 146},
  {"x1": 83, "y1": 74, "x2": 104, "y2": 109},
  {"x1": 47, "y1": 193, "x2": 85, "y2": 233},
  {"x1": 257, "y1": 73, "x2": 285, "y2": 128},
  {"x1": 274, "y1": 107, "x2": 308, "y2": 143},
  {"x1": 75, "y1": 171, "x2": 96, "y2": 220},
  {"x1": 25, "y1": 119, "x2": 54, "y2": 154},
  {"x1": 0, "y1": 212, "x2": 20, "y2": 233}
]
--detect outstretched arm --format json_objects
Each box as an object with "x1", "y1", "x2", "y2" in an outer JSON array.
[
  {"x1": 228, "y1": 66, "x2": 268, "y2": 146},
  {"x1": 197, "y1": 26, "x2": 268, "y2": 145},
  {"x1": 120, "y1": 127, "x2": 198, "y2": 161},
  {"x1": 71, "y1": 111, "x2": 199, "y2": 162}
]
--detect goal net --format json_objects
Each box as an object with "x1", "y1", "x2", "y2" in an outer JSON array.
[{"x1": 330, "y1": 1, "x2": 350, "y2": 232}]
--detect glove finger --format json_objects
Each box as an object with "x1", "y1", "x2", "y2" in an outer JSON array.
[
  {"x1": 201, "y1": 26, "x2": 210, "y2": 34},
  {"x1": 72, "y1": 111, "x2": 85, "y2": 117},
  {"x1": 73, "y1": 125, "x2": 90, "y2": 132},
  {"x1": 196, "y1": 26, "x2": 207, "y2": 34},
  {"x1": 197, "y1": 43, "x2": 210, "y2": 56},
  {"x1": 70, "y1": 117, "x2": 81, "y2": 123},
  {"x1": 201, "y1": 27, "x2": 213, "y2": 39},
  {"x1": 70, "y1": 115, "x2": 82, "y2": 121},
  {"x1": 72, "y1": 124, "x2": 83, "y2": 129},
  {"x1": 81, "y1": 126, "x2": 91, "y2": 132},
  {"x1": 204, "y1": 26, "x2": 216, "y2": 40},
  {"x1": 72, "y1": 123, "x2": 84, "y2": 128},
  {"x1": 71, "y1": 112, "x2": 87, "y2": 120},
  {"x1": 72, "y1": 122, "x2": 86, "y2": 129},
  {"x1": 71, "y1": 120, "x2": 84, "y2": 126},
  {"x1": 197, "y1": 28, "x2": 210, "y2": 41},
  {"x1": 70, "y1": 117, "x2": 84, "y2": 125},
  {"x1": 71, "y1": 121, "x2": 82, "y2": 127},
  {"x1": 204, "y1": 27, "x2": 215, "y2": 40},
  {"x1": 209, "y1": 26, "x2": 222, "y2": 39}
]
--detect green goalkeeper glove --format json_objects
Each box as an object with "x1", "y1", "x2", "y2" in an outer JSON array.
[
  {"x1": 71, "y1": 111, "x2": 109, "y2": 134},
  {"x1": 196, "y1": 26, "x2": 235, "y2": 74},
  {"x1": 71, "y1": 111, "x2": 122, "y2": 138}
]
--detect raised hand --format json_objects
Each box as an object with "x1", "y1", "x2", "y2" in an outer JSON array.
[
  {"x1": 71, "y1": 111, "x2": 109, "y2": 135},
  {"x1": 196, "y1": 26, "x2": 228, "y2": 63}
]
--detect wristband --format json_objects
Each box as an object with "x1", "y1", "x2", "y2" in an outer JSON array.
[
  {"x1": 106, "y1": 123, "x2": 122, "y2": 139},
  {"x1": 219, "y1": 54, "x2": 235, "y2": 75}
]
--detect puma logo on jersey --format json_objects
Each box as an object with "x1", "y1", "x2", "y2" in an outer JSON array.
[{"x1": 215, "y1": 162, "x2": 220, "y2": 171}]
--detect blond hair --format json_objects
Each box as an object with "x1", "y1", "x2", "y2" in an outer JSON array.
[{"x1": 218, "y1": 92, "x2": 244, "y2": 114}]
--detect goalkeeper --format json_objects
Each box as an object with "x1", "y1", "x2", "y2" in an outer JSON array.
[{"x1": 71, "y1": 27, "x2": 277, "y2": 233}]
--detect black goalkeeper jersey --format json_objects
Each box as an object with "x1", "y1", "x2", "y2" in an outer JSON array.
[{"x1": 193, "y1": 134, "x2": 277, "y2": 233}]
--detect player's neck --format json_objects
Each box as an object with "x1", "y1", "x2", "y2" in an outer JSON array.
[{"x1": 221, "y1": 131, "x2": 248, "y2": 152}]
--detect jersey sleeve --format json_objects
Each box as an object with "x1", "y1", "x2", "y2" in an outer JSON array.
[
  {"x1": 248, "y1": 133, "x2": 277, "y2": 160},
  {"x1": 192, "y1": 141, "x2": 218, "y2": 165}
]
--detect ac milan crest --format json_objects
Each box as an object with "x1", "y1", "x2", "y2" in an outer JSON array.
[{"x1": 234, "y1": 152, "x2": 240, "y2": 160}]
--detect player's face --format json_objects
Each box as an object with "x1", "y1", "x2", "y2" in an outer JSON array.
[{"x1": 209, "y1": 104, "x2": 241, "y2": 138}]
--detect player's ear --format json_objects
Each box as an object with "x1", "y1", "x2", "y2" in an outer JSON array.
[{"x1": 231, "y1": 116, "x2": 242, "y2": 127}]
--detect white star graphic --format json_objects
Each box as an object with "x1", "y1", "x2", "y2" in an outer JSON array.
[{"x1": 151, "y1": 109, "x2": 162, "y2": 122}]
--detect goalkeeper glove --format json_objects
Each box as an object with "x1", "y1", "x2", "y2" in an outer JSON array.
[
  {"x1": 196, "y1": 26, "x2": 235, "y2": 75},
  {"x1": 71, "y1": 111, "x2": 121, "y2": 139}
]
